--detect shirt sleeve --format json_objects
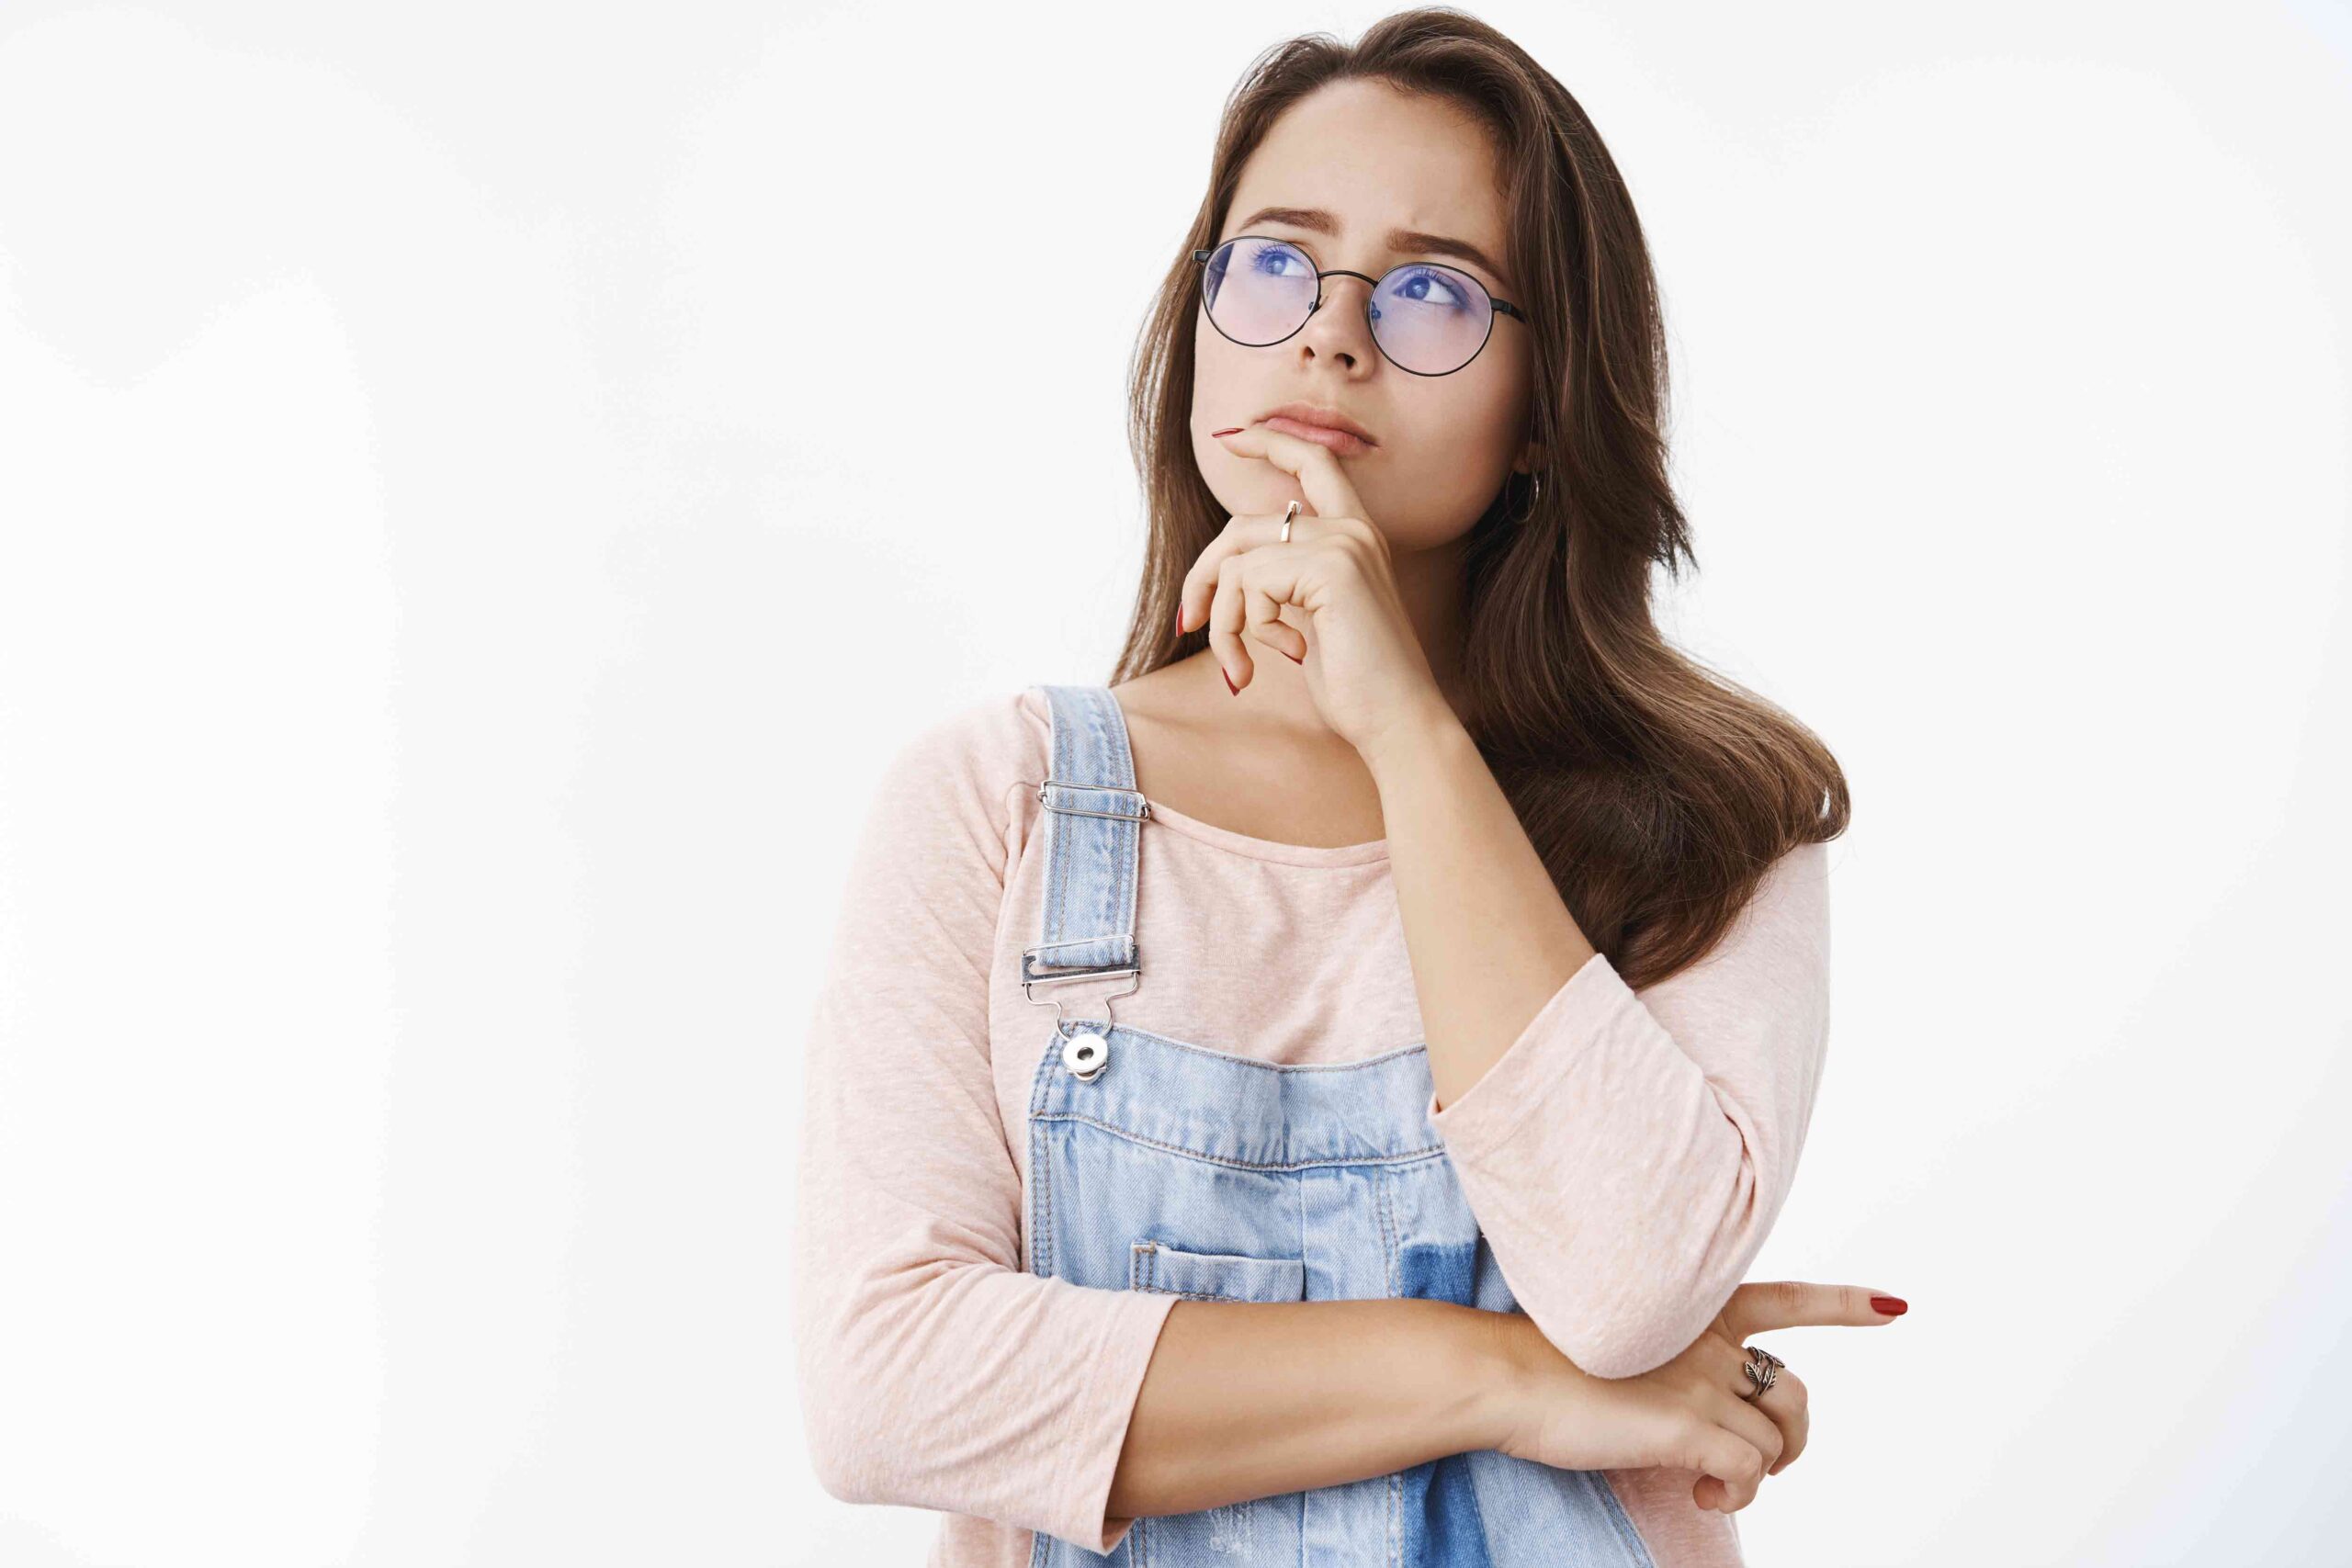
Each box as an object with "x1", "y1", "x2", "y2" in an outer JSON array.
[
  {"x1": 791, "y1": 694, "x2": 1180, "y2": 1553},
  {"x1": 1423, "y1": 839, "x2": 1834, "y2": 1380}
]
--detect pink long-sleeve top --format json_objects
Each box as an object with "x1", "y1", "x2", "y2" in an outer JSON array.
[{"x1": 792, "y1": 685, "x2": 1833, "y2": 1565}]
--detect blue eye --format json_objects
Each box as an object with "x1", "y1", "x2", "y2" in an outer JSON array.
[
  {"x1": 1387, "y1": 266, "x2": 1472, "y2": 310},
  {"x1": 1248, "y1": 243, "x2": 1311, "y2": 277}
]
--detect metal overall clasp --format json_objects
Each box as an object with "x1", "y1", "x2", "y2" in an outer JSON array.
[{"x1": 1021, "y1": 776, "x2": 1148, "y2": 1079}]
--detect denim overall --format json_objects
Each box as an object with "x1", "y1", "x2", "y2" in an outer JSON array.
[{"x1": 1018, "y1": 683, "x2": 1657, "y2": 1568}]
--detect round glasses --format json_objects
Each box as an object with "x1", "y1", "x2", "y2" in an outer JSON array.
[{"x1": 1193, "y1": 234, "x2": 1528, "y2": 378}]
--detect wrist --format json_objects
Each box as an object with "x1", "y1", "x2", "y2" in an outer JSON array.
[
  {"x1": 1453, "y1": 1304, "x2": 1536, "y2": 1452},
  {"x1": 1359, "y1": 691, "x2": 1472, "y2": 785}
]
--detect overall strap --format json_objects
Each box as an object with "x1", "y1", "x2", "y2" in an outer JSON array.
[{"x1": 1021, "y1": 684, "x2": 1148, "y2": 1008}]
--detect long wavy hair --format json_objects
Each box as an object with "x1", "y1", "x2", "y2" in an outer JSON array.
[{"x1": 1110, "y1": 6, "x2": 1850, "y2": 990}]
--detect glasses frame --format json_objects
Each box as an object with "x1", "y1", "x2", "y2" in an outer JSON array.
[{"x1": 1191, "y1": 234, "x2": 1530, "y2": 378}]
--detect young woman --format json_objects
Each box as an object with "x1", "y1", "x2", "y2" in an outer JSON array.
[{"x1": 794, "y1": 11, "x2": 1902, "y2": 1565}]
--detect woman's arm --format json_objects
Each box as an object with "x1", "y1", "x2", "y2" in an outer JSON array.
[
  {"x1": 1114, "y1": 1275, "x2": 1843, "y2": 1525},
  {"x1": 1364, "y1": 715, "x2": 1835, "y2": 1380},
  {"x1": 1109, "y1": 1297, "x2": 1511, "y2": 1519},
  {"x1": 793, "y1": 699, "x2": 1171, "y2": 1552},
  {"x1": 796, "y1": 697, "x2": 1518, "y2": 1552}
]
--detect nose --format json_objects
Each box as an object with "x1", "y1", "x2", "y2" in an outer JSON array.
[{"x1": 1300, "y1": 269, "x2": 1383, "y2": 365}]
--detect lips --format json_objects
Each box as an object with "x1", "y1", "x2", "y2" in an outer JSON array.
[{"x1": 1253, "y1": 402, "x2": 1377, "y2": 456}]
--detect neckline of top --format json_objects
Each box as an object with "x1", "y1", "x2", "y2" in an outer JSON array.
[
  {"x1": 1024, "y1": 683, "x2": 1392, "y2": 868},
  {"x1": 1140, "y1": 795, "x2": 1392, "y2": 868}
]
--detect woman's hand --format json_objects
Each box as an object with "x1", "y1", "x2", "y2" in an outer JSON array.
[
  {"x1": 1179, "y1": 423, "x2": 1451, "y2": 761},
  {"x1": 1484, "y1": 1280, "x2": 1900, "y2": 1514}
]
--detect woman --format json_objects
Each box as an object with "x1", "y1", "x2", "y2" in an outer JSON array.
[{"x1": 793, "y1": 10, "x2": 1903, "y2": 1564}]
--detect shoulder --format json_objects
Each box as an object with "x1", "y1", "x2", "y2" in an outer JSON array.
[
  {"x1": 864, "y1": 685, "x2": 1054, "y2": 865},
  {"x1": 884, "y1": 683, "x2": 1049, "y2": 788}
]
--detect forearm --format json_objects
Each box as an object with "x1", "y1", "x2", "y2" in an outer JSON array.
[
  {"x1": 1361, "y1": 710, "x2": 1599, "y2": 1115},
  {"x1": 1107, "y1": 1296, "x2": 1513, "y2": 1519}
]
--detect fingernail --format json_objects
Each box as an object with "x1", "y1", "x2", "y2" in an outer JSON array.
[
  {"x1": 1221, "y1": 668, "x2": 1238, "y2": 695},
  {"x1": 1175, "y1": 604, "x2": 1186, "y2": 634},
  {"x1": 1210, "y1": 426, "x2": 1242, "y2": 437},
  {"x1": 1871, "y1": 1296, "x2": 1907, "y2": 1316}
]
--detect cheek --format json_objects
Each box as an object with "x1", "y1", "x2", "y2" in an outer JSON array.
[
  {"x1": 1399, "y1": 383, "x2": 1521, "y2": 468},
  {"x1": 1192, "y1": 319, "x2": 1246, "y2": 408},
  {"x1": 1189, "y1": 333, "x2": 1266, "y2": 477},
  {"x1": 1361, "y1": 386, "x2": 1522, "y2": 538},
  {"x1": 1466, "y1": 342, "x2": 1533, "y2": 434}
]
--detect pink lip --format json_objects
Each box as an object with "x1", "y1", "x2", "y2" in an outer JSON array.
[{"x1": 1257, "y1": 415, "x2": 1374, "y2": 456}]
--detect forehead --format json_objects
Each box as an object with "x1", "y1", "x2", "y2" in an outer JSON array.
[{"x1": 1227, "y1": 80, "x2": 1510, "y2": 278}]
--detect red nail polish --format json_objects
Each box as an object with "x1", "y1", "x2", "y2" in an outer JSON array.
[
  {"x1": 1210, "y1": 426, "x2": 1242, "y2": 437},
  {"x1": 1221, "y1": 668, "x2": 1238, "y2": 695},
  {"x1": 1871, "y1": 1296, "x2": 1907, "y2": 1316}
]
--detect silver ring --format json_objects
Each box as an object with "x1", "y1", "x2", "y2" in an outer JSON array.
[
  {"x1": 1280, "y1": 499, "x2": 1300, "y2": 542},
  {"x1": 1739, "y1": 1345, "x2": 1785, "y2": 1400}
]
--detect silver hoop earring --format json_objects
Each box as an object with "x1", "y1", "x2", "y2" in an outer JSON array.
[{"x1": 1514, "y1": 469, "x2": 1544, "y2": 524}]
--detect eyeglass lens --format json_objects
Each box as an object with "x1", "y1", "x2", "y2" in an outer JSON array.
[{"x1": 1201, "y1": 237, "x2": 1496, "y2": 376}]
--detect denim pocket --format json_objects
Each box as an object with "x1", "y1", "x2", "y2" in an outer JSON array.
[{"x1": 1128, "y1": 1238, "x2": 1309, "y2": 1303}]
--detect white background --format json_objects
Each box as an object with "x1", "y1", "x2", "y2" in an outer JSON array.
[{"x1": 2, "y1": 3, "x2": 2346, "y2": 1564}]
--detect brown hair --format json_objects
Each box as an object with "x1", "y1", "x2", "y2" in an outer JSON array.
[{"x1": 1109, "y1": 6, "x2": 1850, "y2": 990}]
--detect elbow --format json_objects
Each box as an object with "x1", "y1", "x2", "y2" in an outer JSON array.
[
  {"x1": 793, "y1": 1295, "x2": 910, "y2": 1509},
  {"x1": 803, "y1": 1436, "x2": 859, "y2": 1506},
  {"x1": 796, "y1": 1358, "x2": 871, "y2": 1506},
  {"x1": 1525, "y1": 1179, "x2": 1784, "y2": 1381},
  {"x1": 1551, "y1": 1312, "x2": 1713, "y2": 1382},
  {"x1": 1532, "y1": 1277, "x2": 1741, "y2": 1381},
  {"x1": 797, "y1": 1350, "x2": 908, "y2": 1509},
  {"x1": 792, "y1": 1258, "x2": 1000, "y2": 1512},
  {"x1": 805, "y1": 1431, "x2": 878, "y2": 1509}
]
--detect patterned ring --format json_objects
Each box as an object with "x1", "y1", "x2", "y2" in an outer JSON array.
[{"x1": 1740, "y1": 1345, "x2": 1785, "y2": 1399}]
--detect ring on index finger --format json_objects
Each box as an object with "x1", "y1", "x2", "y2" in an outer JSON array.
[{"x1": 1739, "y1": 1345, "x2": 1785, "y2": 1400}]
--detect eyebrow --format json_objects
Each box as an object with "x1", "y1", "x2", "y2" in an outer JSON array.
[{"x1": 1233, "y1": 205, "x2": 1510, "y2": 293}]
